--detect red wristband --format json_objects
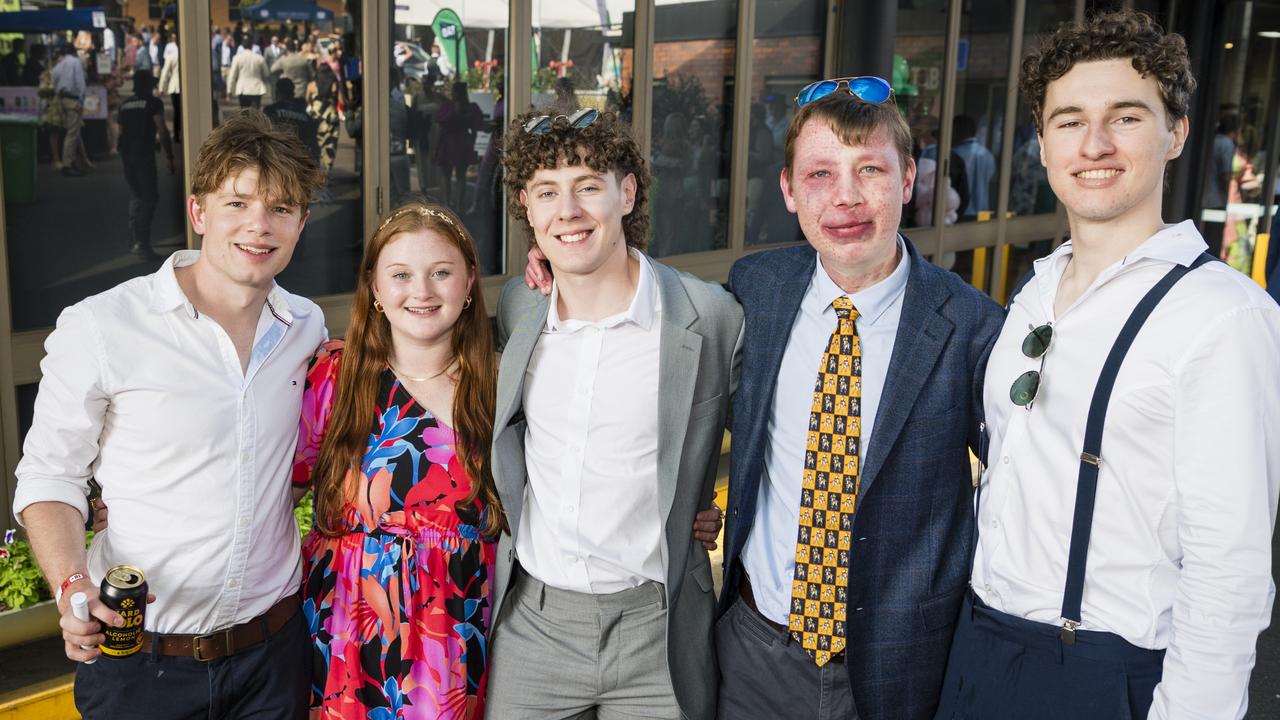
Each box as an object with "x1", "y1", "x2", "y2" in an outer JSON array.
[{"x1": 57, "y1": 572, "x2": 87, "y2": 603}]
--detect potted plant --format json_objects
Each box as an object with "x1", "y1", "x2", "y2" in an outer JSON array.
[{"x1": 0, "y1": 530, "x2": 97, "y2": 649}]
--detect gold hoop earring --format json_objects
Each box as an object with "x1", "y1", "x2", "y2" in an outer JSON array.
[
  {"x1": 463, "y1": 296, "x2": 472, "y2": 309},
  {"x1": 373, "y1": 299, "x2": 384, "y2": 313}
]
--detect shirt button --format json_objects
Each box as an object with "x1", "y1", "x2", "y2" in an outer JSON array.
[
  {"x1": 227, "y1": 579, "x2": 237, "y2": 588},
  {"x1": 241, "y1": 452, "x2": 252, "y2": 464},
  {"x1": 238, "y1": 516, "x2": 249, "y2": 528},
  {"x1": 991, "y1": 520, "x2": 999, "y2": 529},
  {"x1": 1002, "y1": 456, "x2": 1010, "y2": 465},
  {"x1": 565, "y1": 505, "x2": 575, "y2": 513},
  {"x1": 984, "y1": 583, "x2": 992, "y2": 592}
]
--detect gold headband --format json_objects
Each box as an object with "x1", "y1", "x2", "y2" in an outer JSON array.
[{"x1": 376, "y1": 205, "x2": 457, "y2": 234}]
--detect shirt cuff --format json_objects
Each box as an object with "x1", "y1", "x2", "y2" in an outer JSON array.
[{"x1": 12, "y1": 477, "x2": 90, "y2": 527}]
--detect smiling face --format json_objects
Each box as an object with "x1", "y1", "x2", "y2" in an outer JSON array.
[
  {"x1": 372, "y1": 228, "x2": 475, "y2": 350},
  {"x1": 188, "y1": 167, "x2": 308, "y2": 294},
  {"x1": 1038, "y1": 58, "x2": 1188, "y2": 227},
  {"x1": 782, "y1": 119, "x2": 914, "y2": 288},
  {"x1": 519, "y1": 161, "x2": 636, "y2": 280}
]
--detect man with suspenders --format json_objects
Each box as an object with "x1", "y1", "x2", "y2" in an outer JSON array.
[{"x1": 936, "y1": 10, "x2": 1280, "y2": 720}]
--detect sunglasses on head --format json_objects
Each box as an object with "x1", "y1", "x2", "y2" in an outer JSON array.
[
  {"x1": 1009, "y1": 323, "x2": 1053, "y2": 408},
  {"x1": 795, "y1": 76, "x2": 895, "y2": 108},
  {"x1": 522, "y1": 107, "x2": 600, "y2": 135}
]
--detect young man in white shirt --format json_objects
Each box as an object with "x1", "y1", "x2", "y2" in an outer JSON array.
[
  {"x1": 486, "y1": 108, "x2": 741, "y2": 719},
  {"x1": 13, "y1": 111, "x2": 326, "y2": 719},
  {"x1": 937, "y1": 10, "x2": 1280, "y2": 720}
]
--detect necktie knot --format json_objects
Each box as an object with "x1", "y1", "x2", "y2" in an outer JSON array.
[{"x1": 832, "y1": 296, "x2": 856, "y2": 320}]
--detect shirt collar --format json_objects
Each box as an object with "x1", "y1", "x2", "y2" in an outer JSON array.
[
  {"x1": 1035, "y1": 219, "x2": 1208, "y2": 281},
  {"x1": 545, "y1": 247, "x2": 661, "y2": 332},
  {"x1": 809, "y1": 235, "x2": 910, "y2": 325},
  {"x1": 147, "y1": 249, "x2": 300, "y2": 323}
]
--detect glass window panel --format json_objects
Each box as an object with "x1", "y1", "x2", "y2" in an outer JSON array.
[
  {"x1": 1008, "y1": 1, "x2": 1074, "y2": 220},
  {"x1": 649, "y1": 0, "x2": 738, "y2": 258},
  {"x1": 533, "y1": 0, "x2": 635, "y2": 116},
  {"x1": 950, "y1": 0, "x2": 1013, "y2": 226},
  {"x1": 744, "y1": 0, "x2": 826, "y2": 246},
  {"x1": 394, "y1": 3, "x2": 507, "y2": 276},
  {"x1": 213, "y1": 6, "x2": 365, "y2": 297},
  {"x1": 1199, "y1": 1, "x2": 1280, "y2": 276},
  {"x1": 2, "y1": 22, "x2": 185, "y2": 330},
  {"x1": 896, "y1": 0, "x2": 949, "y2": 230}
]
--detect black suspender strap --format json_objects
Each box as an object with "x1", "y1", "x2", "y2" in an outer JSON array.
[{"x1": 1058, "y1": 253, "x2": 1214, "y2": 643}]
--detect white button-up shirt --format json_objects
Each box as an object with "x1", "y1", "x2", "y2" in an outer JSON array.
[
  {"x1": 13, "y1": 251, "x2": 327, "y2": 634},
  {"x1": 742, "y1": 239, "x2": 910, "y2": 624},
  {"x1": 973, "y1": 221, "x2": 1280, "y2": 719},
  {"x1": 518, "y1": 250, "x2": 664, "y2": 594}
]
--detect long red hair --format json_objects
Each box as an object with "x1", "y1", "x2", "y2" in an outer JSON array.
[{"x1": 310, "y1": 202, "x2": 504, "y2": 538}]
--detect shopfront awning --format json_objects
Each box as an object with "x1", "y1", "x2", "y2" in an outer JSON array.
[
  {"x1": 241, "y1": 0, "x2": 334, "y2": 23},
  {"x1": 0, "y1": 8, "x2": 107, "y2": 33}
]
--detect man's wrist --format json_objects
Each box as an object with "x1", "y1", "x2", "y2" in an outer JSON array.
[{"x1": 55, "y1": 571, "x2": 90, "y2": 605}]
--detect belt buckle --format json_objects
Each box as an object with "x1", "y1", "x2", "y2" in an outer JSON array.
[{"x1": 192, "y1": 628, "x2": 233, "y2": 662}]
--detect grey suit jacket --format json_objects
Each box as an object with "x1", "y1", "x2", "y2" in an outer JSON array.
[{"x1": 491, "y1": 257, "x2": 743, "y2": 720}]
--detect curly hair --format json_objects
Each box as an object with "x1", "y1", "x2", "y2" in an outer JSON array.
[
  {"x1": 1020, "y1": 10, "x2": 1195, "y2": 133},
  {"x1": 501, "y1": 109, "x2": 650, "y2": 251}
]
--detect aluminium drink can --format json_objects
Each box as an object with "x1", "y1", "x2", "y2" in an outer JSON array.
[{"x1": 99, "y1": 565, "x2": 147, "y2": 657}]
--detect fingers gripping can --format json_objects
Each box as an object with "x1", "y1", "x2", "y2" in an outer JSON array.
[{"x1": 99, "y1": 565, "x2": 147, "y2": 657}]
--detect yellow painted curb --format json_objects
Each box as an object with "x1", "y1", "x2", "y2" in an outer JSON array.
[{"x1": 0, "y1": 674, "x2": 78, "y2": 720}]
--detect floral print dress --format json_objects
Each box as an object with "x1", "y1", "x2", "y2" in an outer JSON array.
[{"x1": 293, "y1": 341, "x2": 494, "y2": 719}]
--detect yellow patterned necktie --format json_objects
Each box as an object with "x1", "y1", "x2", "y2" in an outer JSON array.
[{"x1": 789, "y1": 296, "x2": 860, "y2": 667}]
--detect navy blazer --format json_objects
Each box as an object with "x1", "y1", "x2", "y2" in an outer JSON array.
[{"x1": 718, "y1": 239, "x2": 1003, "y2": 720}]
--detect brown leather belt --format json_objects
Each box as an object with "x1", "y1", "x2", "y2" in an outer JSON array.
[
  {"x1": 739, "y1": 572, "x2": 845, "y2": 664},
  {"x1": 139, "y1": 593, "x2": 300, "y2": 662}
]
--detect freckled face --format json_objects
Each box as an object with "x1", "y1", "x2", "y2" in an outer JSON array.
[{"x1": 782, "y1": 121, "x2": 914, "y2": 280}]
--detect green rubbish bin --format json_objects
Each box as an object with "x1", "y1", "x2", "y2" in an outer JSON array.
[{"x1": 0, "y1": 113, "x2": 39, "y2": 205}]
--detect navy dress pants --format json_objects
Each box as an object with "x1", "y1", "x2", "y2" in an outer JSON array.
[{"x1": 934, "y1": 593, "x2": 1164, "y2": 720}]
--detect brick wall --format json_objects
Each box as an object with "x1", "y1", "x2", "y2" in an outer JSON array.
[{"x1": 645, "y1": 35, "x2": 823, "y2": 105}]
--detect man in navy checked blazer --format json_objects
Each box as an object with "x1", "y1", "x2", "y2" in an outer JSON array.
[{"x1": 715, "y1": 90, "x2": 1003, "y2": 718}]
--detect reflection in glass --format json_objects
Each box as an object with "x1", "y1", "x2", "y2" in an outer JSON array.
[
  {"x1": 745, "y1": 0, "x2": 826, "y2": 246},
  {"x1": 4, "y1": 22, "x2": 185, "y2": 330},
  {"x1": 649, "y1": 0, "x2": 738, "y2": 258},
  {"x1": 213, "y1": 7, "x2": 365, "y2": 298},
  {"x1": 1003, "y1": 1, "x2": 1075, "y2": 289},
  {"x1": 395, "y1": 3, "x2": 507, "y2": 276},
  {"x1": 533, "y1": 0, "x2": 635, "y2": 119},
  {"x1": 896, "y1": 3, "x2": 950, "y2": 231},
  {"x1": 945, "y1": 0, "x2": 1013, "y2": 226},
  {"x1": 1008, "y1": 1, "x2": 1073, "y2": 220},
  {"x1": 1200, "y1": 1, "x2": 1280, "y2": 276}
]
